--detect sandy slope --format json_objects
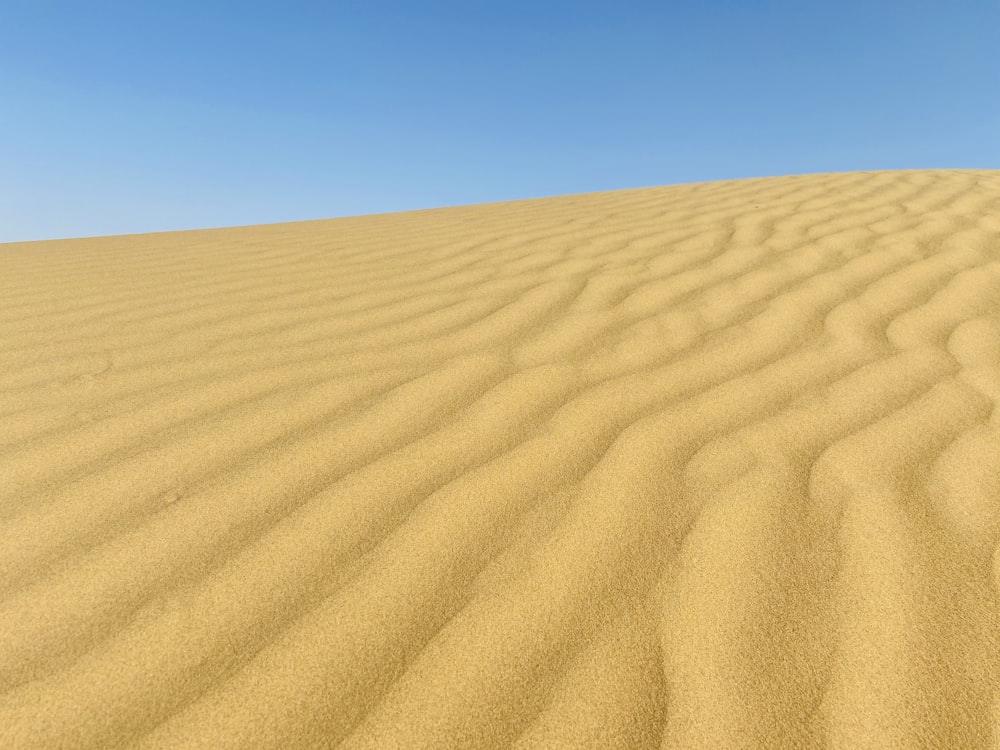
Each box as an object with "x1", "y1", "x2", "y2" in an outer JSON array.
[{"x1": 1, "y1": 170, "x2": 999, "y2": 749}]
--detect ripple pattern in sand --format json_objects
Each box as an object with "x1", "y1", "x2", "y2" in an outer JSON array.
[{"x1": 1, "y1": 170, "x2": 999, "y2": 749}]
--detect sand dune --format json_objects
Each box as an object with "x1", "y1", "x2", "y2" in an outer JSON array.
[{"x1": 2, "y1": 169, "x2": 1000, "y2": 749}]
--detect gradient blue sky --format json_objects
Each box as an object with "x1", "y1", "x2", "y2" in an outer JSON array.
[{"x1": 2, "y1": 1, "x2": 998, "y2": 242}]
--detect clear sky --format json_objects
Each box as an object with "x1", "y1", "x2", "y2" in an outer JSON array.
[{"x1": 2, "y1": 1, "x2": 998, "y2": 242}]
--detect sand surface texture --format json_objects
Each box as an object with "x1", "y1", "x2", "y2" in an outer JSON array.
[{"x1": 2, "y1": 170, "x2": 1000, "y2": 749}]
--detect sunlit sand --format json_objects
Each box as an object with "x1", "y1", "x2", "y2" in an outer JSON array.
[{"x1": 2, "y1": 169, "x2": 999, "y2": 748}]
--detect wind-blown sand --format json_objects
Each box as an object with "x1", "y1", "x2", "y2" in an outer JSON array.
[{"x1": 2, "y1": 170, "x2": 1000, "y2": 749}]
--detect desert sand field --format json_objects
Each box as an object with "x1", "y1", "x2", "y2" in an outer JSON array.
[{"x1": 2, "y1": 169, "x2": 1000, "y2": 749}]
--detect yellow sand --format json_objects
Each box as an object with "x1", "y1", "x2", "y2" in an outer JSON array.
[{"x1": 2, "y1": 170, "x2": 1000, "y2": 749}]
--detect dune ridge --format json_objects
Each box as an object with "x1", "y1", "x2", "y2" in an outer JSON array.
[{"x1": 1, "y1": 169, "x2": 999, "y2": 749}]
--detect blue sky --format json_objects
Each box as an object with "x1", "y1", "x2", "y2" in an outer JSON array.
[{"x1": 2, "y1": 1, "x2": 998, "y2": 242}]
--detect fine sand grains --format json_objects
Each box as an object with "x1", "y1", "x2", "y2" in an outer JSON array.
[{"x1": 1, "y1": 169, "x2": 999, "y2": 749}]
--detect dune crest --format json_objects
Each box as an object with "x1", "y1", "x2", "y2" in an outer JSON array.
[{"x1": 1, "y1": 170, "x2": 999, "y2": 749}]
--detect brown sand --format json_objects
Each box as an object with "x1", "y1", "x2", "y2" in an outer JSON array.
[{"x1": 1, "y1": 169, "x2": 1000, "y2": 749}]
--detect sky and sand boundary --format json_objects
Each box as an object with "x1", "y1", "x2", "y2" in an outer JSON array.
[{"x1": 3, "y1": 168, "x2": 992, "y2": 246}]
